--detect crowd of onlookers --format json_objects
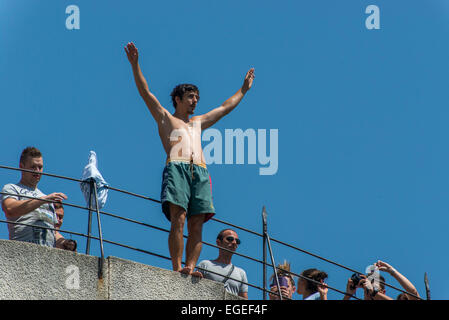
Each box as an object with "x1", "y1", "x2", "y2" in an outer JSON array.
[
  {"x1": 266, "y1": 259, "x2": 421, "y2": 300},
  {"x1": 0, "y1": 147, "x2": 422, "y2": 300}
]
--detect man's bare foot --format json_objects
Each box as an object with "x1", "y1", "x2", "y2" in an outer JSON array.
[
  {"x1": 191, "y1": 270, "x2": 203, "y2": 278},
  {"x1": 179, "y1": 267, "x2": 203, "y2": 278},
  {"x1": 179, "y1": 266, "x2": 192, "y2": 275}
]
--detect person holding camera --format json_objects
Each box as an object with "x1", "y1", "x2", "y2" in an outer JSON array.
[
  {"x1": 342, "y1": 271, "x2": 392, "y2": 300},
  {"x1": 54, "y1": 203, "x2": 77, "y2": 252},
  {"x1": 374, "y1": 260, "x2": 420, "y2": 300},
  {"x1": 268, "y1": 260, "x2": 296, "y2": 300},
  {"x1": 296, "y1": 268, "x2": 329, "y2": 300}
]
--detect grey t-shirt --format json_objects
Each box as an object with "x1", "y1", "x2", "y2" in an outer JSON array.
[
  {"x1": 197, "y1": 260, "x2": 248, "y2": 296},
  {"x1": 1, "y1": 183, "x2": 56, "y2": 247}
]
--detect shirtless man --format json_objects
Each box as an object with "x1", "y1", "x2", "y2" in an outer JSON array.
[{"x1": 124, "y1": 42, "x2": 254, "y2": 277}]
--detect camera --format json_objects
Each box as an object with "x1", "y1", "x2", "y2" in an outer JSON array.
[
  {"x1": 64, "y1": 239, "x2": 77, "y2": 252},
  {"x1": 271, "y1": 276, "x2": 289, "y2": 288},
  {"x1": 350, "y1": 273, "x2": 363, "y2": 289}
]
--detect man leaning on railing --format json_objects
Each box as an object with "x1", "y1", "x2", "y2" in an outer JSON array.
[{"x1": 0, "y1": 146, "x2": 67, "y2": 247}]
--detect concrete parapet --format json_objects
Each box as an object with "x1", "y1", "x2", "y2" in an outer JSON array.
[{"x1": 0, "y1": 240, "x2": 242, "y2": 300}]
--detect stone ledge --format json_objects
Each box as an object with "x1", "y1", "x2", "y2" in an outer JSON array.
[{"x1": 0, "y1": 240, "x2": 243, "y2": 300}]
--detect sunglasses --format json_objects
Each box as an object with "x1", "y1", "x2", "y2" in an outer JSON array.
[{"x1": 223, "y1": 236, "x2": 241, "y2": 245}]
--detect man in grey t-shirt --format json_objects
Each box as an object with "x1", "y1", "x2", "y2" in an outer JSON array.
[
  {"x1": 197, "y1": 229, "x2": 248, "y2": 299},
  {"x1": 1, "y1": 147, "x2": 67, "y2": 247}
]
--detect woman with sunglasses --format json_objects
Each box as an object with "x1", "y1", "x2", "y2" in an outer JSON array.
[{"x1": 196, "y1": 229, "x2": 248, "y2": 299}]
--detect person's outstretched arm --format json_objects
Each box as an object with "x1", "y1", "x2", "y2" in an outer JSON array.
[
  {"x1": 196, "y1": 68, "x2": 255, "y2": 130},
  {"x1": 125, "y1": 42, "x2": 168, "y2": 124},
  {"x1": 375, "y1": 260, "x2": 420, "y2": 300},
  {"x1": 2, "y1": 192, "x2": 67, "y2": 219}
]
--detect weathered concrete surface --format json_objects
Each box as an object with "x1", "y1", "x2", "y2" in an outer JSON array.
[
  {"x1": 108, "y1": 257, "x2": 227, "y2": 300},
  {"x1": 0, "y1": 240, "x2": 106, "y2": 300},
  {"x1": 0, "y1": 240, "x2": 242, "y2": 300}
]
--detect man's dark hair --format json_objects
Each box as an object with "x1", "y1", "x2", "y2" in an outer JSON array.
[
  {"x1": 53, "y1": 202, "x2": 64, "y2": 210},
  {"x1": 20, "y1": 146, "x2": 42, "y2": 165},
  {"x1": 170, "y1": 84, "x2": 199, "y2": 109},
  {"x1": 216, "y1": 228, "x2": 237, "y2": 241}
]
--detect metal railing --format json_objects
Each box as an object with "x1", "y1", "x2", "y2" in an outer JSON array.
[{"x1": 0, "y1": 164, "x2": 424, "y2": 300}]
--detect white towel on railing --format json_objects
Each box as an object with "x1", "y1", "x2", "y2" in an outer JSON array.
[{"x1": 80, "y1": 151, "x2": 109, "y2": 210}]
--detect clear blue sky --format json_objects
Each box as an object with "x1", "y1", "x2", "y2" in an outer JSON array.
[{"x1": 1, "y1": 0, "x2": 448, "y2": 300}]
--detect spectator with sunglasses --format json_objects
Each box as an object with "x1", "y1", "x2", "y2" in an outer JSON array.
[{"x1": 197, "y1": 229, "x2": 248, "y2": 299}]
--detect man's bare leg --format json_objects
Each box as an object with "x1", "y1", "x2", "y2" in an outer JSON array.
[
  {"x1": 168, "y1": 203, "x2": 186, "y2": 272},
  {"x1": 182, "y1": 214, "x2": 205, "y2": 278}
]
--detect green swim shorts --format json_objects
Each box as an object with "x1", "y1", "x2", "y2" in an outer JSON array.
[{"x1": 161, "y1": 160, "x2": 215, "y2": 222}]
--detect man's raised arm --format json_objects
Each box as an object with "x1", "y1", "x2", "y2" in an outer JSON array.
[
  {"x1": 197, "y1": 68, "x2": 255, "y2": 130},
  {"x1": 125, "y1": 42, "x2": 168, "y2": 124}
]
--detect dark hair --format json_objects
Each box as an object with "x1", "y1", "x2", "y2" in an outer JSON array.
[
  {"x1": 53, "y1": 202, "x2": 64, "y2": 210},
  {"x1": 301, "y1": 268, "x2": 328, "y2": 293},
  {"x1": 216, "y1": 228, "x2": 237, "y2": 240},
  {"x1": 20, "y1": 146, "x2": 42, "y2": 165},
  {"x1": 170, "y1": 84, "x2": 199, "y2": 109},
  {"x1": 397, "y1": 293, "x2": 409, "y2": 300}
]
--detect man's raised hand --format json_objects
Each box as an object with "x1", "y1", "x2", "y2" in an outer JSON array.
[
  {"x1": 125, "y1": 42, "x2": 139, "y2": 66},
  {"x1": 242, "y1": 68, "x2": 255, "y2": 93}
]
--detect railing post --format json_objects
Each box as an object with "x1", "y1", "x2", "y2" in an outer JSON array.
[
  {"x1": 262, "y1": 206, "x2": 283, "y2": 300},
  {"x1": 92, "y1": 179, "x2": 105, "y2": 279},
  {"x1": 425, "y1": 272, "x2": 431, "y2": 300},
  {"x1": 262, "y1": 206, "x2": 267, "y2": 300},
  {"x1": 85, "y1": 179, "x2": 93, "y2": 255}
]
